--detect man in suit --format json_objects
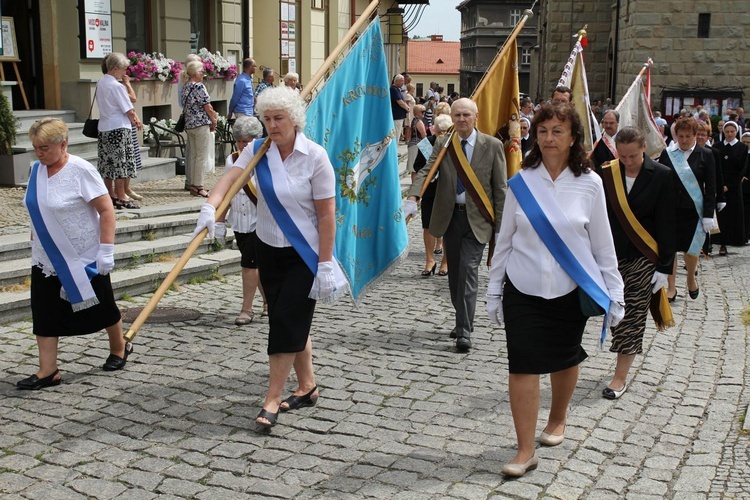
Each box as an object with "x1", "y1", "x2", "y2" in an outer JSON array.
[
  {"x1": 592, "y1": 110, "x2": 620, "y2": 168},
  {"x1": 403, "y1": 98, "x2": 507, "y2": 351}
]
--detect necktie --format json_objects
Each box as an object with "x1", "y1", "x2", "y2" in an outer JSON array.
[{"x1": 457, "y1": 139, "x2": 467, "y2": 195}]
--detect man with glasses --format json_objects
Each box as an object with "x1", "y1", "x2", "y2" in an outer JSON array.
[{"x1": 229, "y1": 58, "x2": 257, "y2": 119}]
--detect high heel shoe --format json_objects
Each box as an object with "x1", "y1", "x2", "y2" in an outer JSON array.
[
  {"x1": 668, "y1": 291, "x2": 677, "y2": 303},
  {"x1": 688, "y1": 287, "x2": 700, "y2": 300},
  {"x1": 421, "y1": 263, "x2": 436, "y2": 277},
  {"x1": 280, "y1": 385, "x2": 318, "y2": 412}
]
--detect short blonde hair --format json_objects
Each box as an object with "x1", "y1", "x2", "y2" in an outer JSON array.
[
  {"x1": 29, "y1": 117, "x2": 69, "y2": 146},
  {"x1": 186, "y1": 61, "x2": 204, "y2": 77},
  {"x1": 413, "y1": 104, "x2": 425, "y2": 114},
  {"x1": 433, "y1": 114, "x2": 453, "y2": 134},
  {"x1": 435, "y1": 102, "x2": 451, "y2": 117}
]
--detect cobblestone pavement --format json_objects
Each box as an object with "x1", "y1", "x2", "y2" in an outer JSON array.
[{"x1": 1, "y1": 207, "x2": 749, "y2": 498}]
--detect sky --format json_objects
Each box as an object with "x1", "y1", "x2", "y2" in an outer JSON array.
[{"x1": 405, "y1": 0, "x2": 462, "y2": 42}]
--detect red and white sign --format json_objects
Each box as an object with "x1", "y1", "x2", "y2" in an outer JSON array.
[{"x1": 84, "y1": 13, "x2": 112, "y2": 58}]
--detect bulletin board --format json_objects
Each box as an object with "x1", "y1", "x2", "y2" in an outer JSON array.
[{"x1": 0, "y1": 17, "x2": 19, "y2": 62}]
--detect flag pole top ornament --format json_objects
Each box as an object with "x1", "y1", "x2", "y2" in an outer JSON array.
[
  {"x1": 644, "y1": 58, "x2": 654, "y2": 68},
  {"x1": 523, "y1": 9, "x2": 534, "y2": 18}
]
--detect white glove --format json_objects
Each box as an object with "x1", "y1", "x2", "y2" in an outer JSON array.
[
  {"x1": 311, "y1": 261, "x2": 337, "y2": 301},
  {"x1": 214, "y1": 222, "x2": 227, "y2": 245},
  {"x1": 607, "y1": 301, "x2": 625, "y2": 328},
  {"x1": 96, "y1": 243, "x2": 115, "y2": 275},
  {"x1": 402, "y1": 199, "x2": 418, "y2": 220},
  {"x1": 192, "y1": 203, "x2": 216, "y2": 239},
  {"x1": 702, "y1": 217, "x2": 713, "y2": 233},
  {"x1": 486, "y1": 294, "x2": 503, "y2": 326},
  {"x1": 651, "y1": 271, "x2": 669, "y2": 294},
  {"x1": 717, "y1": 202, "x2": 727, "y2": 212}
]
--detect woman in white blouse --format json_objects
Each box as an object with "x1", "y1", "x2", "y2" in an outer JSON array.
[
  {"x1": 214, "y1": 115, "x2": 267, "y2": 325},
  {"x1": 486, "y1": 104, "x2": 624, "y2": 477},
  {"x1": 194, "y1": 87, "x2": 342, "y2": 430}
]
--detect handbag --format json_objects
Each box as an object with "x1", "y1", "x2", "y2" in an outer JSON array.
[
  {"x1": 174, "y1": 85, "x2": 197, "y2": 133},
  {"x1": 578, "y1": 288, "x2": 606, "y2": 317},
  {"x1": 82, "y1": 88, "x2": 99, "y2": 139}
]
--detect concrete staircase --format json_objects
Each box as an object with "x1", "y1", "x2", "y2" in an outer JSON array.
[
  {"x1": 0, "y1": 201, "x2": 242, "y2": 324},
  {"x1": 13, "y1": 109, "x2": 177, "y2": 184}
]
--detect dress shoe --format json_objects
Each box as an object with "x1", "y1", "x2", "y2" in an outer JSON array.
[
  {"x1": 602, "y1": 383, "x2": 628, "y2": 400},
  {"x1": 501, "y1": 454, "x2": 539, "y2": 477},
  {"x1": 668, "y1": 292, "x2": 677, "y2": 303},
  {"x1": 450, "y1": 328, "x2": 458, "y2": 339},
  {"x1": 103, "y1": 343, "x2": 133, "y2": 371},
  {"x1": 456, "y1": 337, "x2": 471, "y2": 352},
  {"x1": 688, "y1": 287, "x2": 699, "y2": 300},
  {"x1": 17, "y1": 369, "x2": 61, "y2": 390},
  {"x1": 539, "y1": 425, "x2": 566, "y2": 446}
]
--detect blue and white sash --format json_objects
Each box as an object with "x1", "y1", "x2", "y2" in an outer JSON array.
[
  {"x1": 253, "y1": 138, "x2": 349, "y2": 303},
  {"x1": 26, "y1": 161, "x2": 100, "y2": 311},
  {"x1": 667, "y1": 145, "x2": 705, "y2": 256},
  {"x1": 508, "y1": 169, "x2": 612, "y2": 345}
]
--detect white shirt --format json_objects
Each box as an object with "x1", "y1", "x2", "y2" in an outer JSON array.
[
  {"x1": 724, "y1": 138, "x2": 739, "y2": 146},
  {"x1": 96, "y1": 75, "x2": 133, "y2": 132},
  {"x1": 25, "y1": 155, "x2": 108, "y2": 276},
  {"x1": 668, "y1": 141, "x2": 695, "y2": 160},
  {"x1": 455, "y1": 129, "x2": 477, "y2": 205},
  {"x1": 224, "y1": 156, "x2": 257, "y2": 233},
  {"x1": 487, "y1": 165, "x2": 623, "y2": 303},
  {"x1": 234, "y1": 133, "x2": 335, "y2": 248}
]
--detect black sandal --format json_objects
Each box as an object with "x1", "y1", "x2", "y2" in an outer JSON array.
[
  {"x1": 280, "y1": 386, "x2": 318, "y2": 412},
  {"x1": 120, "y1": 199, "x2": 141, "y2": 210},
  {"x1": 111, "y1": 197, "x2": 125, "y2": 209},
  {"x1": 256, "y1": 408, "x2": 279, "y2": 428}
]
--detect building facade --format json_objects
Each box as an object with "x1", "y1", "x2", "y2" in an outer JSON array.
[
  {"x1": 1, "y1": 0, "x2": 401, "y2": 125},
  {"x1": 456, "y1": 0, "x2": 537, "y2": 97},
  {"x1": 406, "y1": 36, "x2": 460, "y2": 100},
  {"x1": 533, "y1": 0, "x2": 748, "y2": 116}
]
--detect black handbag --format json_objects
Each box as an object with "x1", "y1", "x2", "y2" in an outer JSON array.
[
  {"x1": 82, "y1": 88, "x2": 99, "y2": 139},
  {"x1": 174, "y1": 85, "x2": 196, "y2": 133}
]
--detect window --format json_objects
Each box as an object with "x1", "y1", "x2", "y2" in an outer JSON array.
[
  {"x1": 312, "y1": 0, "x2": 324, "y2": 9},
  {"x1": 125, "y1": 0, "x2": 150, "y2": 53},
  {"x1": 698, "y1": 13, "x2": 710, "y2": 38},
  {"x1": 190, "y1": 0, "x2": 210, "y2": 50},
  {"x1": 447, "y1": 83, "x2": 455, "y2": 95},
  {"x1": 521, "y1": 47, "x2": 531, "y2": 66},
  {"x1": 416, "y1": 83, "x2": 424, "y2": 97},
  {"x1": 510, "y1": 9, "x2": 522, "y2": 26}
]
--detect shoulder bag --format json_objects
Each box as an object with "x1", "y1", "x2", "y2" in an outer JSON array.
[
  {"x1": 82, "y1": 87, "x2": 99, "y2": 138},
  {"x1": 174, "y1": 84, "x2": 197, "y2": 133}
]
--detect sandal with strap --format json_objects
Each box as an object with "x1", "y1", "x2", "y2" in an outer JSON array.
[
  {"x1": 190, "y1": 185, "x2": 209, "y2": 198},
  {"x1": 111, "y1": 197, "x2": 125, "y2": 209},
  {"x1": 234, "y1": 309, "x2": 254, "y2": 325},
  {"x1": 280, "y1": 385, "x2": 318, "y2": 412},
  {"x1": 256, "y1": 408, "x2": 279, "y2": 428},
  {"x1": 121, "y1": 199, "x2": 141, "y2": 210},
  {"x1": 126, "y1": 189, "x2": 143, "y2": 201}
]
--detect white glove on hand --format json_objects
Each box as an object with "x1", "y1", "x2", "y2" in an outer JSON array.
[
  {"x1": 607, "y1": 301, "x2": 625, "y2": 328},
  {"x1": 702, "y1": 217, "x2": 713, "y2": 233},
  {"x1": 96, "y1": 243, "x2": 115, "y2": 275},
  {"x1": 717, "y1": 202, "x2": 727, "y2": 212},
  {"x1": 486, "y1": 294, "x2": 503, "y2": 326},
  {"x1": 214, "y1": 222, "x2": 227, "y2": 245},
  {"x1": 192, "y1": 203, "x2": 216, "y2": 239},
  {"x1": 651, "y1": 271, "x2": 669, "y2": 294},
  {"x1": 312, "y1": 261, "x2": 337, "y2": 301},
  {"x1": 402, "y1": 199, "x2": 418, "y2": 220}
]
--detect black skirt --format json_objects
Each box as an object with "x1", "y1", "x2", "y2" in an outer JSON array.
[
  {"x1": 31, "y1": 265, "x2": 121, "y2": 337},
  {"x1": 503, "y1": 279, "x2": 588, "y2": 374},
  {"x1": 257, "y1": 240, "x2": 316, "y2": 355},
  {"x1": 234, "y1": 231, "x2": 259, "y2": 269}
]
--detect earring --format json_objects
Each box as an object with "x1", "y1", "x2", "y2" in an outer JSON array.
[{"x1": 570, "y1": 142, "x2": 574, "y2": 147}]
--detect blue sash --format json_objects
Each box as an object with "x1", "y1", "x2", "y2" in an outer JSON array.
[
  {"x1": 508, "y1": 170, "x2": 611, "y2": 346},
  {"x1": 26, "y1": 161, "x2": 99, "y2": 311},
  {"x1": 666, "y1": 146, "x2": 705, "y2": 256},
  {"x1": 253, "y1": 139, "x2": 319, "y2": 274}
]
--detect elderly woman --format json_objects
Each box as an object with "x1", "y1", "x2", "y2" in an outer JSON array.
[
  {"x1": 283, "y1": 72, "x2": 299, "y2": 92},
  {"x1": 193, "y1": 87, "x2": 347, "y2": 430},
  {"x1": 96, "y1": 52, "x2": 143, "y2": 209},
  {"x1": 658, "y1": 116, "x2": 716, "y2": 300},
  {"x1": 486, "y1": 104, "x2": 624, "y2": 477},
  {"x1": 215, "y1": 115, "x2": 268, "y2": 324},
  {"x1": 413, "y1": 114, "x2": 452, "y2": 277},
  {"x1": 596, "y1": 127, "x2": 676, "y2": 399},
  {"x1": 406, "y1": 104, "x2": 428, "y2": 182},
  {"x1": 18, "y1": 118, "x2": 132, "y2": 390},
  {"x1": 715, "y1": 121, "x2": 748, "y2": 253},
  {"x1": 182, "y1": 60, "x2": 218, "y2": 197}
]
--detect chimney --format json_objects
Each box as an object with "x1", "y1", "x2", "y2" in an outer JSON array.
[{"x1": 430, "y1": 34, "x2": 443, "y2": 42}]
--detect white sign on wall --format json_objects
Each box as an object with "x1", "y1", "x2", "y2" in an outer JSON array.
[{"x1": 84, "y1": 13, "x2": 112, "y2": 58}]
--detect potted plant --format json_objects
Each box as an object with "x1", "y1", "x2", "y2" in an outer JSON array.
[{"x1": 0, "y1": 92, "x2": 31, "y2": 186}]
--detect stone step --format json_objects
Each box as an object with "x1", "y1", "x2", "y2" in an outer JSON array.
[
  {"x1": 14, "y1": 110, "x2": 78, "y2": 130},
  {"x1": 0, "y1": 230, "x2": 235, "y2": 287},
  {"x1": 0, "y1": 247, "x2": 241, "y2": 325},
  {"x1": 0, "y1": 200, "x2": 204, "y2": 263}
]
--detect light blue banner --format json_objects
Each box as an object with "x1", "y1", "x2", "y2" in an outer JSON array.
[{"x1": 304, "y1": 20, "x2": 408, "y2": 301}]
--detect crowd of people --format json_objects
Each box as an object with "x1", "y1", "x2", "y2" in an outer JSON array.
[{"x1": 15, "y1": 56, "x2": 748, "y2": 481}]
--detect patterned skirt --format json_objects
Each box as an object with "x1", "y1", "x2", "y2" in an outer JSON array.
[
  {"x1": 98, "y1": 127, "x2": 137, "y2": 179},
  {"x1": 610, "y1": 256, "x2": 655, "y2": 355},
  {"x1": 130, "y1": 126, "x2": 143, "y2": 171}
]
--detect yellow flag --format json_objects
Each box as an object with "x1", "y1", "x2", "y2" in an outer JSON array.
[
  {"x1": 560, "y1": 41, "x2": 600, "y2": 153},
  {"x1": 472, "y1": 37, "x2": 522, "y2": 179}
]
